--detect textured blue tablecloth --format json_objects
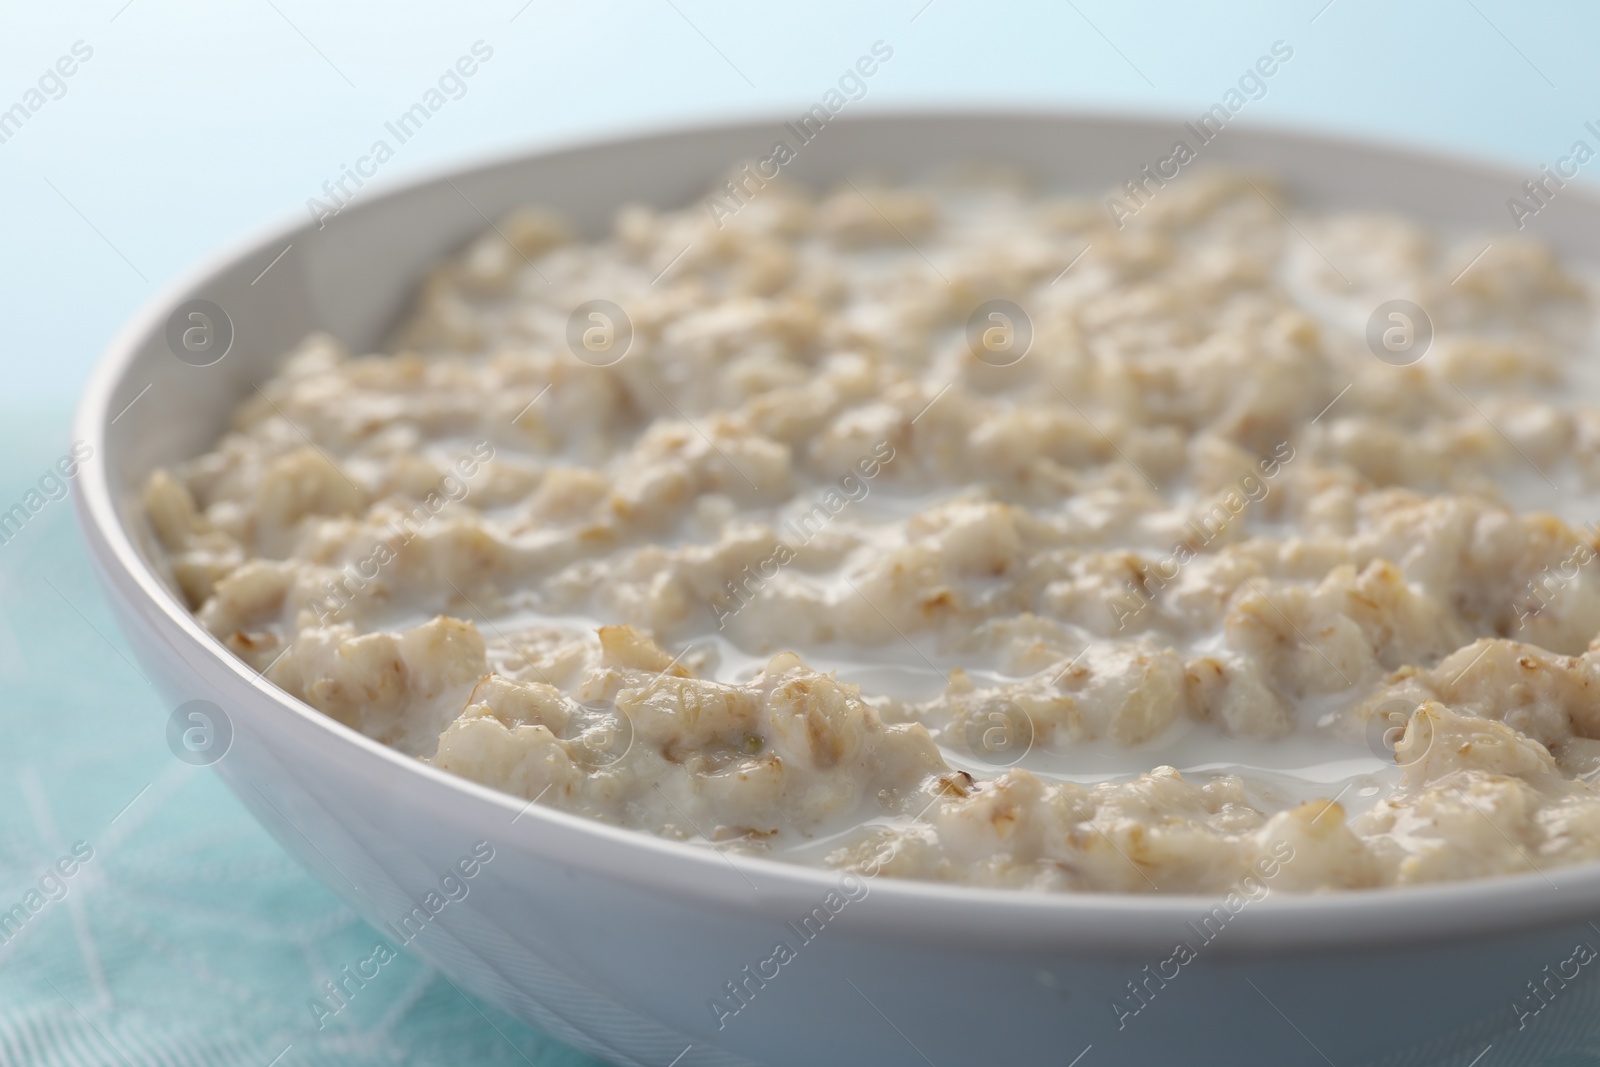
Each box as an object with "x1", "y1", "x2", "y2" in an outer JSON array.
[{"x1": 0, "y1": 407, "x2": 605, "y2": 1066}]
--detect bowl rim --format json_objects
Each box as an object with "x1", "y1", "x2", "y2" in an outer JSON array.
[{"x1": 73, "y1": 105, "x2": 1600, "y2": 954}]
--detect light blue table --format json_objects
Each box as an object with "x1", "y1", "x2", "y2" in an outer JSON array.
[{"x1": 4, "y1": 1, "x2": 1600, "y2": 1063}]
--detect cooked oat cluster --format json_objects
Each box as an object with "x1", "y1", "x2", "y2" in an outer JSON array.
[{"x1": 145, "y1": 169, "x2": 1600, "y2": 893}]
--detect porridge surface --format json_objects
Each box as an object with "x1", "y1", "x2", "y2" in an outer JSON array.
[{"x1": 146, "y1": 168, "x2": 1600, "y2": 893}]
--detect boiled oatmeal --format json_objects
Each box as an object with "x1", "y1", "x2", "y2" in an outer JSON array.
[{"x1": 145, "y1": 167, "x2": 1600, "y2": 893}]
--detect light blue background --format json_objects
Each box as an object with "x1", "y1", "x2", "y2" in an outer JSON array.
[{"x1": 3, "y1": 1, "x2": 1599, "y2": 1064}]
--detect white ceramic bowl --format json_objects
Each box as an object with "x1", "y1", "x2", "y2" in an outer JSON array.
[{"x1": 75, "y1": 111, "x2": 1600, "y2": 1067}]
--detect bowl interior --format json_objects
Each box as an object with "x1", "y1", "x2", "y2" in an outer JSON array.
[{"x1": 76, "y1": 109, "x2": 1600, "y2": 950}]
